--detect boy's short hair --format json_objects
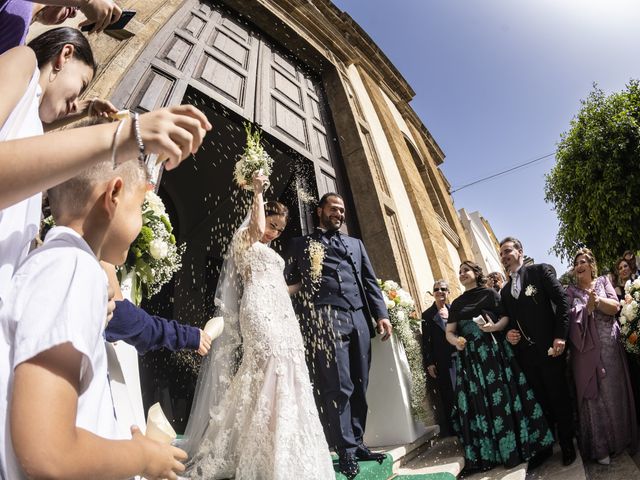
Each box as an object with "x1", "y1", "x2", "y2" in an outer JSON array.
[{"x1": 47, "y1": 118, "x2": 149, "y2": 220}]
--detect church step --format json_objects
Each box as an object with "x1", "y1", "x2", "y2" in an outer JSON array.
[
  {"x1": 393, "y1": 436, "x2": 464, "y2": 478},
  {"x1": 462, "y1": 463, "x2": 527, "y2": 480},
  {"x1": 333, "y1": 426, "x2": 440, "y2": 480},
  {"x1": 525, "y1": 441, "x2": 586, "y2": 480},
  {"x1": 582, "y1": 451, "x2": 640, "y2": 480}
]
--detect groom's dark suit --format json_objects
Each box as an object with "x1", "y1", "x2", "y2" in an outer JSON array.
[
  {"x1": 501, "y1": 263, "x2": 575, "y2": 447},
  {"x1": 285, "y1": 229, "x2": 388, "y2": 454}
]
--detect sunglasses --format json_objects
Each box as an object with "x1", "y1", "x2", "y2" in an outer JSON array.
[{"x1": 433, "y1": 288, "x2": 448, "y2": 292}]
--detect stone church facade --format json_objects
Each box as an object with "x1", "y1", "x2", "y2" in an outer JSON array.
[
  {"x1": 36, "y1": 0, "x2": 476, "y2": 428},
  {"x1": 82, "y1": 0, "x2": 472, "y2": 303}
]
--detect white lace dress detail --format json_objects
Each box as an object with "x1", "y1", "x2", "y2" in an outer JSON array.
[{"x1": 186, "y1": 238, "x2": 334, "y2": 480}]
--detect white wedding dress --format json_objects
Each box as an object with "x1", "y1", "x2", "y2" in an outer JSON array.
[{"x1": 184, "y1": 232, "x2": 334, "y2": 479}]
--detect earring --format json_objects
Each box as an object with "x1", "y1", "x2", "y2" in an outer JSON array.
[{"x1": 53, "y1": 65, "x2": 61, "y2": 72}]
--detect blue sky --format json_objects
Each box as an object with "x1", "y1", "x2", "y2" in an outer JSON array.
[{"x1": 331, "y1": 0, "x2": 640, "y2": 273}]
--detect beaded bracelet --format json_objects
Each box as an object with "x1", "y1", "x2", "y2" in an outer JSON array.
[
  {"x1": 131, "y1": 111, "x2": 146, "y2": 162},
  {"x1": 111, "y1": 119, "x2": 126, "y2": 169}
]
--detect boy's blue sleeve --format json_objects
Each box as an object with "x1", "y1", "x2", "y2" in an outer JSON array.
[{"x1": 105, "y1": 299, "x2": 200, "y2": 354}]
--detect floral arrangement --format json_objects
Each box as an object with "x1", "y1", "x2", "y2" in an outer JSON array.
[
  {"x1": 524, "y1": 284, "x2": 538, "y2": 303},
  {"x1": 233, "y1": 123, "x2": 274, "y2": 190},
  {"x1": 307, "y1": 239, "x2": 325, "y2": 287},
  {"x1": 377, "y1": 279, "x2": 428, "y2": 422},
  {"x1": 619, "y1": 278, "x2": 640, "y2": 354},
  {"x1": 119, "y1": 190, "x2": 185, "y2": 305}
]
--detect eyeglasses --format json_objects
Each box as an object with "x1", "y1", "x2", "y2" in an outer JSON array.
[{"x1": 433, "y1": 288, "x2": 448, "y2": 292}]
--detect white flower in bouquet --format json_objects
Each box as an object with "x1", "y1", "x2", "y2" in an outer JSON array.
[
  {"x1": 234, "y1": 123, "x2": 274, "y2": 191},
  {"x1": 145, "y1": 191, "x2": 166, "y2": 216},
  {"x1": 634, "y1": 291, "x2": 640, "y2": 302},
  {"x1": 149, "y1": 239, "x2": 169, "y2": 260},
  {"x1": 382, "y1": 280, "x2": 400, "y2": 291},
  {"x1": 385, "y1": 299, "x2": 395, "y2": 310},
  {"x1": 633, "y1": 278, "x2": 640, "y2": 290}
]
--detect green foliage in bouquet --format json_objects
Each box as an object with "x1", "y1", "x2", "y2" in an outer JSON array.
[
  {"x1": 119, "y1": 191, "x2": 185, "y2": 305},
  {"x1": 378, "y1": 279, "x2": 428, "y2": 423},
  {"x1": 233, "y1": 122, "x2": 274, "y2": 190}
]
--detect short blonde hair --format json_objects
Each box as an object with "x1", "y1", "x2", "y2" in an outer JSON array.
[{"x1": 573, "y1": 247, "x2": 598, "y2": 280}]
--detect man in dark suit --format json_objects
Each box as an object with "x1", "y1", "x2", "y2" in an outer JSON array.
[
  {"x1": 499, "y1": 236, "x2": 576, "y2": 467},
  {"x1": 286, "y1": 192, "x2": 392, "y2": 479},
  {"x1": 421, "y1": 280, "x2": 456, "y2": 437}
]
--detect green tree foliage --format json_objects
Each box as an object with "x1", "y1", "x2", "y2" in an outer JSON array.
[{"x1": 545, "y1": 80, "x2": 640, "y2": 267}]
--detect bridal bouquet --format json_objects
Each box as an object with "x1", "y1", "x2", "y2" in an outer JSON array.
[
  {"x1": 119, "y1": 190, "x2": 185, "y2": 305},
  {"x1": 233, "y1": 123, "x2": 274, "y2": 191},
  {"x1": 620, "y1": 278, "x2": 640, "y2": 354},
  {"x1": 378, "y1": 279, "x2": 428, "y2": 422}
]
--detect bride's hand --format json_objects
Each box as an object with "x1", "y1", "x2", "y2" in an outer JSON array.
[{"x1": 252, "y1": 171, "x2": 268, "y2": 194}]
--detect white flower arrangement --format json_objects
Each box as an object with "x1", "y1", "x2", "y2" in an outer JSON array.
[
  {"x1": 377, "y1": 279, "x2": 428, "y2": 422},
  {"x1": 525, "y1": 285, "x2": 537, "y2": 297},
  {"x1": 233, "y1": 123, "x2": 274, "y2": 191},
  {"x1": 306, "y1": 239, "x2": 325, "y2": 288},
  {"x1": 119, "y1": 190, "x2": 185, "y2": 305},
  {"x1": 620, "y1": 279, "x2": 640, "y2": 354}
]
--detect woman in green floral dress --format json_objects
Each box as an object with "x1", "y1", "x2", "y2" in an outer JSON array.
[{"x1": 445, "y1": 261, "x2": 554, "y2": 471}]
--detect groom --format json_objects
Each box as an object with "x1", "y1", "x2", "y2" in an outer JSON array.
[
  {"x1": 499, "y1": 236, "x2": 576, "y2": 467},
  {"x1": 286, "y1": 193, "x2": 392, "y2": 479}
]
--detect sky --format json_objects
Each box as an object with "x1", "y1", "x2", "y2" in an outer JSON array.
[{"x1": 331, "y1": 0, "x2": 640, "y2": 274}]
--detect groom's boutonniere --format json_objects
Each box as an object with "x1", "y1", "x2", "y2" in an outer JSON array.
[
  {"x1": 525, "y1": 285, "x2": 538, "y2": 302},
  {"x1": 307, "y1": 239, "x2": 325, "y2": 287}
]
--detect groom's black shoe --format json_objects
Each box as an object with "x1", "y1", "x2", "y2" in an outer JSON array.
[
  {"x1": 561, "y1": 443, "x2": 576, "y2": 466},
  {"x1": 338, "y1": 452, "x2": 360, "y2": 479},
  {"x1": 355, "y1": 444, "x2": 387, "y2": 464}
]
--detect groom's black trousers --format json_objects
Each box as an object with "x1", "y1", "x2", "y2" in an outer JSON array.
[{"x1": 307, "y1": 305, "x2": 371, "y2": 454}]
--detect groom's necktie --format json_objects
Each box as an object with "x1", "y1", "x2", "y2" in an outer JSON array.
[{"x1": 511, "y1": 271, "x2": 521, "y2": 298}]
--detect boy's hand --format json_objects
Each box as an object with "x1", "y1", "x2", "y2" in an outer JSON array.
[
  {"x1": 131, "y1": 426, "x2": 187, "y2": 480},
  {"x1": 198, "y1": 330, "x2": 212, "y2": 356}
]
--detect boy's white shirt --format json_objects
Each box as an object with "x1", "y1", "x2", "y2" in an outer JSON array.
[{"x1": 0, "y1": 226, "x2": 127, "y2": 479}]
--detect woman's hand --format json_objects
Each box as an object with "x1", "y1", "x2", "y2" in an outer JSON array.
[
  {"x1": 252, "y1": 171, "x2": 268, "y2": 194},
  {"x1": 427, "y1": 364, "x2": 437, "y2": 378},
  {"x1": 87, "y1": 98, "x2": 118, "y2": 118},
  {"x1": 455, "y1": 336, "x2": 467, "y2": 351},
  {"x1": 116, "y1": 105, "x2": 211, "y2": 170},
  {"x1": 78, "y1": 0, "x2": 123, "y2": 34},
  {"x1": 197, "y1": 330, "x2": 212, "y2": 356}
]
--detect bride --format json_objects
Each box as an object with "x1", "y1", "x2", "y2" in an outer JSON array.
[{"x1": 180, "y1": 174, "x2": 334, "y2": 479}]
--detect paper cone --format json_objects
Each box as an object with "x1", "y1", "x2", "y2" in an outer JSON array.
[
  {"x1": 146, "y1": 402, "x2": 177, "y2": 444},
  {"x1": 204, "y1": 316, "x2": 224, "y2": 340}
]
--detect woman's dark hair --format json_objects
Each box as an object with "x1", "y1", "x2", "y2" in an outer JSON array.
[
  {"x1": 460, "y1": 260, "x2": 486, "y2": 287},
  {"x1": 27, "y1": 27, "x2": 97, "y2": 74},
  {"x1": 264, "y1": 201, "x2": 289, "y2": 223},
  {"x1": 613, "y1": 257, "x2": 631, "y2": 286}
]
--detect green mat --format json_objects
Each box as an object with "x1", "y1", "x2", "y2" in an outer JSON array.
[
  {"x1": 332, "y1": 454, "x2": 394, "y2": 480},
  {"x1": 332, "y1": 454, "x2": 456, "y2": 480},
  {"x1": 393, "y1": 474, "x2": 456, "y2": 480}
]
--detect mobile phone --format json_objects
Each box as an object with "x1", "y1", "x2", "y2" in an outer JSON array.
[
  {"x1": 81, "y1": 10, "x2": 136, "y2": 32},
  {"x1": 472, "y1": 314, "x2": 487, "y2": 326}
]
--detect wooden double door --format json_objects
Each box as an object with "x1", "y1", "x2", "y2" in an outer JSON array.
[{"x1": 111, "y1": 0, "x2": 348, "y2": 430}]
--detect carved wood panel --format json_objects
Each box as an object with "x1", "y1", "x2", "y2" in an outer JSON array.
[{"x1": 111, "y1": 0, "x2": 342, "y2": 193}]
